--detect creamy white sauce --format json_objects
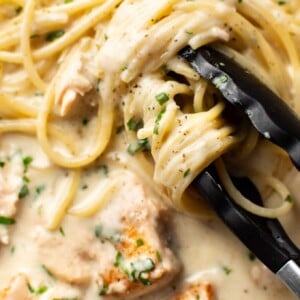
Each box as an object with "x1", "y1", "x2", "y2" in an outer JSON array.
[
  {"x1": 0, "y1": 1, "x2": 300, "y2": 299},
  {"x1": 0, "y1": 134, "x2": 298, "y2": 299}
]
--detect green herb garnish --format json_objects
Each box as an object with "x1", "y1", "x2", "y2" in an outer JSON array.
[
  {"x1": 155, "y1": 92, "x2": 169, "y2": 105},
  {"x1": 120, "y1": 64, "x2": 128, "y2": 71},
  {"x1": 183, "y1": 168, "x2": 191, "y2": 178},
  {"x1": 27, "y1": 282, "x2": 34, "y2": 293},
  {"x1": 45, "y1": 30, "x2": 65, "y2": 42},
  {"x1": 138, "y1": 273, "x2": 152, "y2": 286},
  {"x1": 127, "y1": 118, "x2": 144, "y2": 132},
  {"x1": 22, "y1": 175, "x2": 30, "y2": 183},
  {"x1": 0, "y1": 216, "x2": 16, "y2": 225},
  {"x1": 127, "y1": 138, "x2": 150, "y2": 155},
  {"x1": 285, "y1": 195, "x2": 293, "y2": 203},
  {"x1": 156, "y1": 251, "x2": 162, "y2": 262},
  {"x1": 18, "y1": 184, "x2": 29, "y2": 199},
  {"x1": 185, "y1": 30, "x2": 194, "y2": 35},
  {"x1": 35, "y1": 286, "x2": 48, "y2": 295},
  {"x1": 94, "y1": 225, "x2": 103, "y2": 238},
  {"x1": 81, "y1": 184, "x2": 88, "y2": 190},
  {"x1": 153, "y1": 106, "x2": 166, "y2": 135},
  {"x1": 41, "y1": 264, "x2": 54, "y2": 278},
  {"x1": 115, "y1": 253, "x2": 155, "y2": 285},
  {"x1": 0, "y1": 161, "x2": 5, "y2": 168},
  {"x1": 27, "y1": 282, "x2": 48, "y2": 295},
  {"x1": 136, "y1": 239, "x2": 144, "y2": 247},
  {"x1": 99, "y1": 283, "x2": 109, "y2": 296},
  {"x1": 222, "y1": 265, "x2": 232, "y2": 275},
  {"x1": 59, "y1": 227, "x2": 65, "y2": 236},
  {"x1": 213, "y1": 75, "x2": 228, "y2": 89},
  {"x1": 114, "y1": 252, "x2": 124, "y2": 267},
  {"x1": 23, "y1": 156, "x2": 33, "y2": 172},
  {"x1": 36, "y1": 185, "x2": 46, "y2": 195}
]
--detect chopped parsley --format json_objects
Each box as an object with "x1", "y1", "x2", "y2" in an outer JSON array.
[
  {"x1": 0, "y1": 216, "x2": 16, "y2": 225},
  {"x1": 64, "y1": 0, "x2": 73, "y2": 3},
  {"x1": 136, "y1": 238, "x2": 144, "y2": 247},
  {"x1": 185, "y1": 30, "x2": 194, "y2": 35},
  {"x1": 120, "y1": 64, "x2": 128, "y2": 71},
  {"x1": 0, "y1": 161, "x2": 5, "y2": 168},
  {"x1": 22, "y1": 175, "x2": 30, "y2": 183},
  {"x1": 132, "y1": 258, "x2": 155, "y2": 285},
  {"x1": 183, "y1": 168, "x2": 191, "y2": 178},
  {"x1": 114, "y1": 252, "x2": 155, "y2": 285},
  {"x1": 81, "y1": 184, "x2": 88, "y2": 190},
  {"x1": 278, "y1": 0, "x2": 286, "y2": 4},
  {"x1": 18, "y1": 184, "x2": 29, "y2": 199},
  {"x1": 23, "y1": 156, "x2": 33, "y2": 172},
  {"x1": 155, "y1": 92, "x2": 169, "y2": 105},
  {"x1": 222, "y1": 265, "x2": 232, "y2": 275},
  {"x1": 127, "y1": 118, "x2": 144, "y2": 132},
  {"x1": 27, "y1": 283, "x2": 48, "y2": 295},
  {"x1": 94, "y1": 225, "x2": 103, "y2": 238},
  {"x1": 127, "y1": 138, "x2": 150, "y2": 155},
  {"x1": 153, "y1": 107, "x2": 166, "y2": 135},
  {"x1": 59, "y1": 226, "x2": 65, "y2": 236},
  {"x1": 138, "y1": 273, "x2": 153, "y2": 286},
  {"x1": 237, "y1": 0, "x2": 243, "y2": 3},
  {"x1": 99, "y1": 283, "x2": 109, "y2": 296},
  {"x1": 285, "y1": 195, "x2": 293, "y2": 203},
  {"x1": 36, "y1": 185, "x2": 46, "y2": 195},
  {"x1": 114, "y1": 251, "x2": 125, "y2": 268},
  {"x1": 45, "y1": 30, "x2": 65, "y2": 42},
  {"x1": 94, "y1": 225, "x2": 120, "y2": 244},
  {"x1": 213, "y1": 75, "x2": 228, "y2": 89},
  {"x1": 27, "y1": 282, "x2": 34, "y2": 293},
  {"x1": 156, "y1": 251, "x2": 162, "y2": 262},
  {"x1": 41, "y1": 264, "x2": 55, "y2": 278}
]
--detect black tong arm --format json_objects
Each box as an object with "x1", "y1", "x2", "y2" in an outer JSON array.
[
  {"x1": 192, "y1": 168, "x2": 300, "y2": 298},
  {"x1": 179, "y1": 46, "x2": 300, "y2": 170},
  {"x1": 179, "y1": 45, "x2": 300, "y2": 298},
  {"x1": 193, "y1": 166, "x2": 300, "y2": 273}
]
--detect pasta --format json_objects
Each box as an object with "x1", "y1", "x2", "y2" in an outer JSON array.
[{"x1": 0, "y1": 0, "x2": 299, "y2": 298}]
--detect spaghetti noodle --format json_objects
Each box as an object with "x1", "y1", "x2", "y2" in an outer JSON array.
[{"x1": 0, "y1": 0, "x2": 298, "y2": 226}]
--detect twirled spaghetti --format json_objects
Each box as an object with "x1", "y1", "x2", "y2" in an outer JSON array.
[
  {"x1": 0, "y1": 1, "x2": 299, "y2": 298},
  {"x1": 0, "y1": 0, "x2": 298, "y2": 224}
]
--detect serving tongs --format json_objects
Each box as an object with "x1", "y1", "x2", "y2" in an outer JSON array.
[{"x1": 179, "y1": 46, "x2": 300, "y2": 298}]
